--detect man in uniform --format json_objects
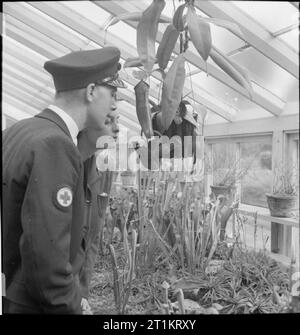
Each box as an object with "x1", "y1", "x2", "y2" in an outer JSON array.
[
  {"x1": 2, "y1": 46, "x2": 126, "y2": 314},
  {"x1": 76, "y1": 111, "x2": 120, "y2": 314}
]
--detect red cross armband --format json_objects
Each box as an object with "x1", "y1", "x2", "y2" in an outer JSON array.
[{"x1": 53, "y1": 185, "x2": 73, "y2": 210}]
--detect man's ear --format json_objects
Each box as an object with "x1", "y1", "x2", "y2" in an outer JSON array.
[{"x1": 85, "y1": 83, "x2": 96, "y2": 102}]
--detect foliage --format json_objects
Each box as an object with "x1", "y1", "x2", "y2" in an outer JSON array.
[
  {"x1": 103, "y1": 171, "x2": 293, "y2": 315},
  {"x1": 241, "y1": 169, "x2": 272, "y2": 207},
  {"x1": 108, "y1": 187, "x2": 140, "y2": 314},
  {"x1": 109, "y1": 225, "x2": 138, "y2": 314},
  {"x1": 212, "y1": 152, "x2": 259, "y2": 188},
  {"x1": 195, "y1": 247, "x2": 291, "y2": 314},
  {"x1": 272, "y1": 163, "x2": 299, "y2": 196},
  {"x1": 133, "y1": 170, "x2": 238, "y2": 277},
  {"x1": 91, "y1": 237, "x2": 292, "y2": 314},
  {"x1": 105, "y1": 0, "x2": 253, "y2": 136}
]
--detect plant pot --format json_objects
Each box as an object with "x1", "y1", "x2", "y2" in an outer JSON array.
[
  {"x1": 266, "y1": 193, "x2": 298, "y2": 218},
  {"x1": 120, "y1": 171, "x2": 136, "y2": 187},
  {"x1": 210, "y1": 185, "x2": 232, "y2": 198}
]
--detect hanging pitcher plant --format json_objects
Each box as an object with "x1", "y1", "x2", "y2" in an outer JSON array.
[{"x1": 105, "y1": 0, "x2": 253, "y2": 140}]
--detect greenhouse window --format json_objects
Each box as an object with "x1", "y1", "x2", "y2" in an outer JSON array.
[
  {"x1": 240, "y1": 141, "x2": 273, "y2": 208},
  {"x1": 211, "y1": 142, "x2": 236, "y2": 187},
  {"x1": 206, "y1": 135, "x2": 273, "y2": 209}
]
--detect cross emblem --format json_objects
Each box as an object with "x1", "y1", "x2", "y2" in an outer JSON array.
[
  {"x1": 57, "y1": 187, "x2": 73, "y2": 207},
  {"x1": 60, "y1": 191, "x2": 71, "y2": 205}
]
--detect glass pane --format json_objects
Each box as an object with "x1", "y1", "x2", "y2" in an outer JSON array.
[
  {"x1": 290, "y1": 138, "x2": 299, "y2": 206},
  {"x1": 26, "y1": 2, "x2": 90, "y2": 44},
  {"x1": 62, "y1": 1, "x2": 111, "y2": 26},
  {"x1": 233, "y1": 1, "x2": 297, "y2": 34},
  {"x1": 205, "y1": 24, "x2": 245, "y2": 54},
  {"x1": 212, "y1": 142, "x2": 236, "y2": 185},
  {"x1": 240, "y1": 142, "x2": 272, "y2": 207},
  {"x1": 191, "y1": 71, "x2": 274, "y2": 118},
  {"x1": 108, "y1": 21, "x2": 137, "y2": 48},
  {"x1": 206, "y1": 112, "x2": 228, "y2": 125},
  {"x1": 278, "y1": 28, "x2": 299, "y2": 53},
  {"x1": 231, "y1": 47, "x2": 298, "y2": 102}
]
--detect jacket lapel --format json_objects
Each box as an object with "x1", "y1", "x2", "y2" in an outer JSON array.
[{"x1": 35, "y1": 108, "x2": 73, "y2": 142}]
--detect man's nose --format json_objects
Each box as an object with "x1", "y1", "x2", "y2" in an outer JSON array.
[
  {"x1": 111, "y1": 100, "x2": 117, "y2": 111},
  {"x1": 112, "y1": 125, "x2": 119, "y2": 136}
]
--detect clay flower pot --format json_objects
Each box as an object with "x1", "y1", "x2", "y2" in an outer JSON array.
[
  {"x1": 266, "y1": 193, "x2": 298, "y2": 218},
  {"x1": 210, "y1": 185, "x2": 232, "y2": 198}
]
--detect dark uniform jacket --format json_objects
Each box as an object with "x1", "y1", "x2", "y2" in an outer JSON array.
[
  {"x1": 78, "y1": 156, "x2": 115, "y2": 299},
  {"x1": 2, "y1": 108, "x2": 86, "y2": 314}
]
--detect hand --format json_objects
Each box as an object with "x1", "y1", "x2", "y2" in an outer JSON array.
[{"x1": 81, "y1": 298, "x2": 93, "y2": 315}]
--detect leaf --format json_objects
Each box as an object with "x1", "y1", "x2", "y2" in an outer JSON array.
[
  {"x1": 212, "y1": 303, "x2": 224, "y2": 311},
  {"x1": 156, "y1": 24, "x2": 180, "y2": 70},
  {"x1": 124, "y1": 57, "x2": 159, "y2": 69},
  {"x1": 105, "y1": 12, "x2": 144, "y2": 30},
  {"x1": 175, "y1": 289, "x2": 186, "y2": 314},
  {"x1": 214, "y1": 46, "x2": 252, "y2": 89},
  {"x1": 134, "y1": 80, "x2": 154, "y2": 138},
  {"x1": 210, "y1": 47, "x2": 253, "y2": 99},
  {"x1": 160, "y1": 53, "x2": 186, "y2": 130},
  {"x1": 186, "y1": 6, "x2": 212, "y2": 62},
  {"x1": 163, "y1": 182, "x2": 174, "y2": 213},
  {"x1": 137, "y1": 0, "x2": 166, "y2": 74},
  {"x1": 104, "y1": 11, "x2": 172, "y2": 30},
  {"x1": 173, "y1": 3, "x2": 186, "y2": 32},
  {"x1": 171, "y1": 277, "x2": 205, "y2": 291}
]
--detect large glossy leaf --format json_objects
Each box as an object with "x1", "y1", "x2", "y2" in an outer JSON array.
[
  {"x1": 137, "y1": 0, "x2": 166, "y2": 74},
  {"x1": 160, "y1": 53, "x2": 186, "y2": 131},
  {"x1": 186, "y1": 6, "x2": 212, "y2": 62},
  {"x1": 210, "y1": 47, "x2": 253, "y2": 99}
]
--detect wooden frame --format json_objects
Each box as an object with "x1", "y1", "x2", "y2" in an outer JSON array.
[{"x1": 204, "y1": 130, "x2": 299, "y2": 261}]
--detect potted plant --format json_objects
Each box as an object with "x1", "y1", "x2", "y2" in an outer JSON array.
[
  {"x1": 210, "y1": 171, "x2": 236, "y2": 199},
  {"x1": 210, "y1": 156, "x2": 255, "y2": 200},
  {"x1": 266, "y1": 165, "x2": 298, "y2": 218}
]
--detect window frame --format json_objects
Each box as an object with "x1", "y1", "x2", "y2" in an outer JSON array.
[{"x1": 205, "y1": 133, "x2": 273, "y2": 209}]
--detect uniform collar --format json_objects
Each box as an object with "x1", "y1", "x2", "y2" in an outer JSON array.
[{"x1": 48, "y1": 104, "x2": 79, "y2": 146}]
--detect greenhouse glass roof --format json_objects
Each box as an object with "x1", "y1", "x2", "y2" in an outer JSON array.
[{"x1": 2, "y1": 1, "x2": 299, "y2": 135}]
